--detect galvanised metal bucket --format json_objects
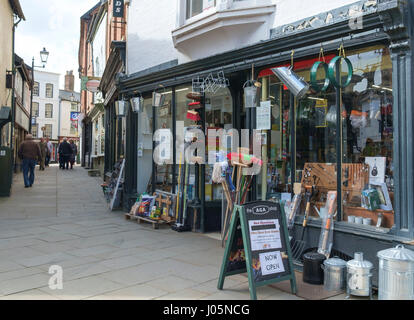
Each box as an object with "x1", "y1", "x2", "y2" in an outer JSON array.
[
  {"x1": 322, "y1": 257, "x2": 347, "y2": 292},
  {"x1": 377, "y1": 245, "x2": 414, "y2": 300}
]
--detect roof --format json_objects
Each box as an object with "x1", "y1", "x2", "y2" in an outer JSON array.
[
  {"x1": 14, "y1": 54, "x2": 32, "y2": 86},
  {"x1": 59, "y1": 90, "x2": 80, "y2": 103},
  {"x1": 8, "y1": 0, "x2": 25, "y2": 20}
]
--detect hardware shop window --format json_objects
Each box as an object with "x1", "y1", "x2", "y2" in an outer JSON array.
[{"x1": 259, "y1": 44, "x2": 394, "y2": 231}]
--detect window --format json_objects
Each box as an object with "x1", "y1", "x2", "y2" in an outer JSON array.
[
  {"x1": 258, "y1": 44, "x2": 394, "y2": 231},
  {"x1": 45, "y1": 83, "x2": 53, "y2": 98},
  {"x1": 31, "y1": 124, "x2": 38, "y2": 138},
  {"x1": 33, "y1": 82, "x2": 39, "y2": 96},
  {"x1": 186, "y1": 0, "x2": 215, "y2": 19},
  {"x1": 32, "y1": 102, "x2": 39, "y2": 117},
  {"x1": 45, "y1": 104, "x2": 53, "y2": 118},
  {"x1": 71, "y1": 103, "x2": 79, "y2": 112},
  {"x1": 44, "y1": 124, "x2": 52, "y2": 138}
]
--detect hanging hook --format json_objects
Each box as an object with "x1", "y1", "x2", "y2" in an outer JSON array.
[{"x1": 290, "y1": 50, "x2": 295, "y2": 69}]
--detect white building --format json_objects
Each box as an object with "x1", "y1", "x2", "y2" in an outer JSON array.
[
  {"x1": 126, "y1": 0, "x2": 359, "y2": 75},
  {"x1": 31, "y1": 70, "x2": 60, "y2": 141}
]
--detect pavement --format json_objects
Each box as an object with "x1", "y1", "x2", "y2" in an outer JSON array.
[{"x1": 0, "y1": 164, "x2": 353, "y2": 300}]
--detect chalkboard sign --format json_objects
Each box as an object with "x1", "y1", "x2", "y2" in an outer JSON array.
[{"x1": 218, "y1": 201, "x2": 296, "y2": 300}]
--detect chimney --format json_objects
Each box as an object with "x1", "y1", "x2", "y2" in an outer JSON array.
[{"x1": 65, "y1": 70, "x2": 74, "y2": 91}]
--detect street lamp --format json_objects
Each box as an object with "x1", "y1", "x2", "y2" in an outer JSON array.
[{"x1": 29, "y1": 47, "x2": 50, "y2": 132}]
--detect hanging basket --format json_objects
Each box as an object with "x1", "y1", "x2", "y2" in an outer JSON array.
[
  {"x1": 243, "y1": 80, "x2": 259, "y2": 108},
  {"x1": 152, "y1": 87, "x2": 166, "y2": 107},
  {"x1": 130, "y1": 91, "x2": 144, "y2": 113}
]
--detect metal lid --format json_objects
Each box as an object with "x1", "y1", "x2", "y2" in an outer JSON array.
[
  {"x1": 377, "y1": 245, "x2": 414, "y2": 262},
  {"x1": 346, "y1": 252, "x2": 373, "y2": 269},
  {"x1": 303, "y1": 251, "x2": 326, "y2": 261},
  {"x1": 324, "y1": 257, "x2": 347, "y2": 268}
]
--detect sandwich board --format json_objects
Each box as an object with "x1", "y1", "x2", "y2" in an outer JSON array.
[{"x1": 217, "y1": 200, "x2": 296, "y2": 300}]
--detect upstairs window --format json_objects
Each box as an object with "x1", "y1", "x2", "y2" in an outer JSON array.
[
  {"x1": 186, "y1": 0, "x2": 215, "y2": 19},
  {"x1": 45, "y1": 103, "x2": 53, "y2": 118},
  {"x1": 32, "y1": 102, "x2": 39, "y2": 117},
  {"x1": 33, "y1": 82, "x2": 39, "y2": 96},
  {"x1": 45, "y1": 83, "x2": 53, "y2": 98}
]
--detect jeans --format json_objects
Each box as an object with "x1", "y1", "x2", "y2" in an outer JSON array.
[
  {"x1": 45, "y1": 154, "x2": 50, "y2": 166},
  {"x1": 63, "y1": 155, "x2": 70, "y2": 169},
  {"x1": 22, "y1": 158, "x2": 36, "y2": 187}
]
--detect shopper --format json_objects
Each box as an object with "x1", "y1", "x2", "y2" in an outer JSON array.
[
  {"x1": 38, "y1": 137, "x2": 47, "y2": 171},
  {"x1": 57, "y1": 141, "x2": 64, "y2": 169},
  {"x1": 45, "y1": 136, "x2": 53, "y2": 167},
  {"x1": 59, "y1": 138, "x2": 72, "y2": 170},
  {"x1": 69, "y1": 140, "x2": 78, "y2": 169},
  {"x1": 18, "y1": 134, "x2": 41, "y2": 188}
]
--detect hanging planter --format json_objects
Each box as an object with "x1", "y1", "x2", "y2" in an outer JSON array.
[
  {"x1": 243, "y1": 80, "x2": 260, "y2": 108},
  {"x1": 327, "y1": 56, "x2": 353, "y2": 88},
  {"x1": 152, "y1": 87, "x2": 166, "y2": 107},
  {"x1": 130, "y1": 91, "x2": 144, "y2": 113},
  {"x1": 115, "y1": 100, "x2": 128, "y2": 117},
  {"x1": 310, "y1": 61, "x2": 330, "y2": 92}
]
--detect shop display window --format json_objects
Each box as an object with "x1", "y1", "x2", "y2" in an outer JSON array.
[
  {"x1": 154, "y1": 90, "x2": 173, "y2": 192},
  {"x1": 259, "y1": 44, "x2": 394, "y2": 230}
]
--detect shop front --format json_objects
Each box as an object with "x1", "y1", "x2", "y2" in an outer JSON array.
[{"x1": 119, "y1": 0, "x2": 413, "y2": 286}]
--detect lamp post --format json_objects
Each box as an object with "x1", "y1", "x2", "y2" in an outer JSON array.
[{"x1": 29, "y1": 47, "x2": 49, "y2": 133}]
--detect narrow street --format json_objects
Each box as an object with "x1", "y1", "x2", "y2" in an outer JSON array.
[{"x1": 0, "y1": 166, "x2": 305, "y2": 300}]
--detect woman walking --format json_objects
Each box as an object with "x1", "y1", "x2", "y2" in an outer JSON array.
[{"x1": 69, "y1": 140, "x2": 78, "y2": 169}]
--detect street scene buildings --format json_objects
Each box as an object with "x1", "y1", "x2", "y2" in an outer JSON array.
[{"x1": 0, "y1": 0, "x2": 414, "y2": 303}]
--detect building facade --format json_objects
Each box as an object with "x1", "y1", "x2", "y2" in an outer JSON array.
[
  {"x1": 59, "y1": 71, "x2": 81, "y2": 148},
  {"x1": 31, "y1": 70, "x2": 60, "y2": 161},
  {"x1": 107, "y1": 0, "x2": 414, "y2": 287},
  {"x1": 78, "y1": 0, "x2": 127, "y2": 175},
  {"x1": 13, "y1": 54, "x2": 32, "y2": 172}
]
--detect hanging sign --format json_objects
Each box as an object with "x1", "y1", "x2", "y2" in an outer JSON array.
[
  {"x1": 70, "y1": 112, "x2": 80, "y2": 121},
  {"x1": 310, "y1": 57, "x2": 353, "y2": 92},
  {"x1": 256, "y1": 101, "x2": 271, "y2": 130},
  {"x1": 113, "y1": 0, "x2": 124, "y2": 18},
  {"x1": 218, "y1": 201, "x2": 297, "y2": 300}
]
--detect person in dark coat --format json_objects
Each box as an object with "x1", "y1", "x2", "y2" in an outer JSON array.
[
  {"x1": 69, "y1": 140, "x2": 78, "y2": 169},
  {"x1": 18, "y1": 134, "x2": 41, "y2": 188},
  {"x1": 59, "y1": 138, "x2": 72, "y2": 170}
]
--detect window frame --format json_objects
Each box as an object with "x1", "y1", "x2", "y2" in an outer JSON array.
[
  {"x1": 45, "y1": 103, "x2": 53, "y2": 118},
  {"x1": 44, "y1": 124, "x2": 52, "y2": 138},
  {"x1": 33, "y1": 82, "x2": 40, "y2": 96},
  {"x1": 32, "y1": 102, "x2": 39, "y2": 117},
  {"x1": 45, "y1": 83, "x2": 54, "y2": 98}
]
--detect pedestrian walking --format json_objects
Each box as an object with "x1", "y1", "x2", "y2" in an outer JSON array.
[
  {"x1": 69, "y1": 140, "x2": 78, "y2": 169},
  {"x1": 18, "y1": 134, "x2": 41, "y2": 188},
  {"x1": 38, "y1": 137, "x2": 47, "y2": 171},
  {"x1": 59, "y1": 138, "x2": 72, "y2": 170},
  {"x1": 45, "y1": 136, "x2": 53, "y2": 167}
]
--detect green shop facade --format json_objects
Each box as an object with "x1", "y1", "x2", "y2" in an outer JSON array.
[{"x1": 103, "y1": 0, "x2": 414, "y2": 286}]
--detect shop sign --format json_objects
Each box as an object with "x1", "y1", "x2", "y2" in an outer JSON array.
[
  {"x1": 70, "y1": 112, "x2": 80, "y2": 121},
  {"x1": 113, "y1": 0, "x2": 124, "y2": 18},
  {"x1": 218, "y1": 201, "x2": 296, "y2": 300}
]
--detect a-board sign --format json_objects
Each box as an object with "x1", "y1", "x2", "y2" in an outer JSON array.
[{"x1": 218, "y1": 201, "x2": 296, "y2": 300}]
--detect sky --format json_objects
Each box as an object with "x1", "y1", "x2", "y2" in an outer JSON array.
[{"x1": 15, "y1": 0, "x2": 100, "y2": 92}]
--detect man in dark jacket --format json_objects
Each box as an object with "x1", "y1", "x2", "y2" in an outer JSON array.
[
  {"x1": 18, "y1": 134, "x2": 41, "y2": 188},
  {"x1": 69, "y1": 140, "x2": 78, "y2": 169},
  {"x1": 59, "y1": 138, "x2": 72, "y2": 170}
]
